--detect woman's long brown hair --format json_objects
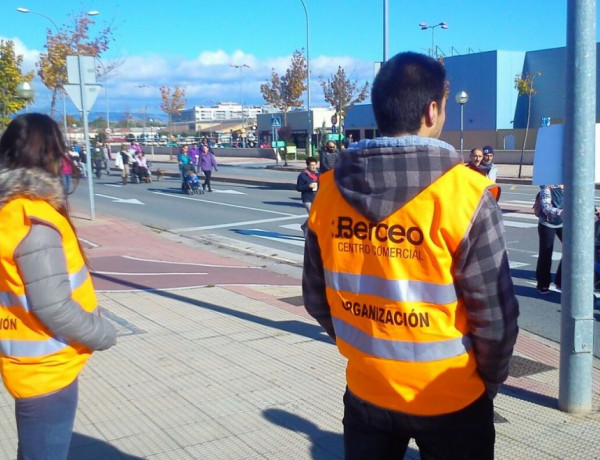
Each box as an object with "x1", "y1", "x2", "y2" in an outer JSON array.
[{"x1": 0, "y1": 113, "x2": 89, "y2": 265}]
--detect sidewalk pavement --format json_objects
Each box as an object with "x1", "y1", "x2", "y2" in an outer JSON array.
[{"x1": 1, "y1": 171, "x2": 600, "y2": 459}]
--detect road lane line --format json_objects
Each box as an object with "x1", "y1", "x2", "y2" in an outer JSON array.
[
  {"x1": 92, "y1": 271, "x2": 208, "y2": 276},
  {"x1": 151, "y1": 191, "x2": 295, "y2": 216},
  {"x1": 122, "y1": 255, "x2": 257, "y2": 268},
  {"x1": 172, "y1": 215, "x2": 304, "y2": 232}
]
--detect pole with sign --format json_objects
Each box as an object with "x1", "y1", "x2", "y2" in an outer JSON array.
[{"x1": 65, "y1": 55, "x2": 101, "y2": 220}]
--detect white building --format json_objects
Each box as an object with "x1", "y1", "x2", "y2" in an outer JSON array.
[{"x1": 174, "y1": 102, "x2": 264, "y2": 123}]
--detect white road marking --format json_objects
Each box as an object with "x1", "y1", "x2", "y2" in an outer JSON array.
[
  {"x1": 503, "y1": 221, "x2": 538, "y2": 228},
  {"x1": 122, "y1": 255, "x2": 256, "y2": 269},
  {"x1": 280, "y1": 223, "x2": 303, "y2": 232},
  {"x1": 531, "y1": 252, "x2": 563, "y2": 261},
  {"x1": 172, "y1": 215, "x2": 304, "y2": 232},
  {"x1": 78, "y1": 237, "x2": 99, "y2": 248},
  {"x1": 96, "y1": 194, "x2": 145, "y2": 205},
  {"x1": 211, "y1": 189, "x2": 245, "y2": 195},
  {"x1": 242, "y1": 229, "x2": 305, "y2": 247},
  {"x1": 92, "y1": 271, "x2": 208, "y2": 276},
  {"x1": 509, "y1": 261, "x2": 529, "y2": 269},
  {"x1": 502, "y1": 212, "x2": 539, "y2": 221},
  {"x1": 151, "y1": 191, "x2": 294, "y2": 216}
]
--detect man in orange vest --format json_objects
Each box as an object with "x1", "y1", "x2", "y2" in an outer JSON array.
[{"x1": 302, "y1": 52, "x2": 519, "y2": 459}]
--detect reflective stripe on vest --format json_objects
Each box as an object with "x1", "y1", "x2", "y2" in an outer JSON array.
[
  {"x1": 0, "y1": 266, "x2": 89, "y2": 312},
  {"x1": 0, "y1": 336, "x2": 68, "y2": 357},
  {"x1": 325, "y1": 269, "x2": 457, "y2": 304},
  {"x1": 332, "y1": 316, "x2": 472, "y2": 362}
]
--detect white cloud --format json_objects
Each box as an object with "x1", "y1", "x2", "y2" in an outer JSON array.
[
  {"x1": 0, "y1": 36, "x2": 40, "y2": 72},
  {"x1": 7, "y1": 46, "x2": 373, "y2": 115}
]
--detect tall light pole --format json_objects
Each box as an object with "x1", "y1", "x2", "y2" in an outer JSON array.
[
  {"x1": 299, "y1": 0, "x2": 312, "y2": 156},
  {"x1": 455, "y1": 90, "x2": 469, "y2": 157},
  {"x1": 17, "y1": 7, "x2": 68, "y2": 137},
  {"x1": 17, "y1": 7, "x2": 99, "y2": 141},
  {"x1": 16, "y1": 82, "x2": 35, "y2": 113},
  {"x1": 383, "y1": 0, "x2": 389, "y2": 62},
  {"x1": 419, "y1": 21, "x2": 448, "y2": 58},
  {"x1": 230, "y1": 64, "x2": 250, "y2": 148}
]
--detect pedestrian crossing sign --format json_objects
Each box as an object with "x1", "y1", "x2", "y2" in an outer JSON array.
[{"x1": 271, "y1": 116, "x2": 282, "y2": 128}]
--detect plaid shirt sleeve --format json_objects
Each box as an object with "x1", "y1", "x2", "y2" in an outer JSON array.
[
  {"x1": 453, "y1": 191, "x2": 520, "y2": 398},
  {"x1": 302, "y1": 229, "x2": 337, "y2": 341}
]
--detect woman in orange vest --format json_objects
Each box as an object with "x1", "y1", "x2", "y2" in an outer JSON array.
[{"x1": 0, "y1": 114, "x2": 117, "y2": 459}]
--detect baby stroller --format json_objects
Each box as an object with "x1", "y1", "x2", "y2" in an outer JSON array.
[
  {"x1": 131, "y1": 161, "x2": 152, "y2": 183},
  {"x1": 182, "y1": 165, "x2": 203, "y2": 195}
]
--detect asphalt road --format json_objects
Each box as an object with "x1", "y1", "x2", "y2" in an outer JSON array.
[{"x1": 68, "y1": 170, "x2": 600, "y2": 358}]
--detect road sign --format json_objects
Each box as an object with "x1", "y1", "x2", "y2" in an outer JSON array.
[
  {"x1": 64, "y1": 84, "x2": 102, "y2": 113},
  {"x1": 271, "y1": 140, "x2": 285, "y2": 148},
  {"x1": 271, "y1": 116, "x2": 281, "y2": 128},
  {"x1": 67, "y1": 55, "x2": 96, "y2": 85},
  {"x1": 105, "y1": 128, "x2": 112, "y2": 134}
]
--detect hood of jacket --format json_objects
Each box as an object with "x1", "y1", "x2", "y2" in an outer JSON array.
[
  {"x1": 333, "y1": 136, "x2": 463, "y2": 222},
  {"x1": 0, "y1": 167, "x2": 66, "y2": 211}
]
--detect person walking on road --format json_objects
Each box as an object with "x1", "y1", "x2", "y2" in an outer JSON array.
[
  {"x1": 119, "y1": 143, "x2": 133, "y2": 185},
  {"x1": 199, "y1": 145, "x2": 218, "y2": 192},
  {"x1": 319, "y1": 141, "x2": 339, "y2": 173},
  {"x1": 177, "y1": 145, "x2": 192, "y2": 182},
  {"x1": 296, "y1": 156, "x2": 319, "y2": 233},
  {"x1": 302, "y1": 52, "x2": 519, "y2": 460},
  {"x1": 536, "y1": 184, "x2": 564, "y2": 294},
  {"x1": 466, "y1": 147, "x2": 484, "y2": 174},
  {"x1": 481, "y1": 145, "x2": 498, "y2": 182},
  {"x1": 0, "y1": 113, "x2": 117, "y2": 460}
]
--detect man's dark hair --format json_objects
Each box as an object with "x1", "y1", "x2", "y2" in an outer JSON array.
[
  {"x1": 306, "y1": 156, "x2": 317, "y2": 166},
  {"x1": 371, "y1": 52, "x2": 446, "y2": 136}
]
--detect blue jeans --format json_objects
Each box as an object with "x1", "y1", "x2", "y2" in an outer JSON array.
[
  {"x1": 62, "y1": 174, "x2": 72, "y2": 194},
  {"x1": 15, "y1": 379, "x2": 78, "y2": 460},
  {"x1": 343, "y1": 389, "x2": 495, "y2": 460}
]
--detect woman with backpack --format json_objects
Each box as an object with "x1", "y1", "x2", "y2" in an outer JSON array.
[{"x1": 535, "y1": 184, "x2": 564, "y2": 294}]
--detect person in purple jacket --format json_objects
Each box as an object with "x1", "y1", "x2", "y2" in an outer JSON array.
[
  {"x1": 188, "y1": 143, "x2": 200, "y2": 169},
  {"x1": 199, "y1": 145, "x2": 218, "y2": 192}
]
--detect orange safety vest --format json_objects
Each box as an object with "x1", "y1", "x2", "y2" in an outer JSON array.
[
  {"x1": 309, "y1": 164, "x2": 500, "y2": 416},
  {"x1": 0, "y1": 198, "x2": 97, "y2": 398}
]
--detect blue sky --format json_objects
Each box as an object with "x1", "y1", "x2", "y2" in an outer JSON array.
[{"x1": 1, "y1": 1, "x2": 592, "y2": 118}]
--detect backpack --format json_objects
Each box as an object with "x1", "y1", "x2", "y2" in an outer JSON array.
[{"x1": 533, "y1": 192, "x2": 542, "y2": 217}]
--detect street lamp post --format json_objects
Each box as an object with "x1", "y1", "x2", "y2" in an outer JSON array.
[
  {"x1": 299, "y1": 0, "x2": 312, "y2": 156},
  {"x1": 17, "y1": 7, "x2": 68, "y2": 137},
  {"x1": 419, "y1": 21, "x2": 448, "y2": 58},
  {"x1": 149, "y1": 118, "x2": 155, "y2": 159},
  {"x1": 455, "y1": 90, "x2": 469, "y2": 157},
  {"x1": 16, "y1": 82, "x2": 35, "y2": 113},
  {"x1": 230, "y1": 64, "x2": 250, "y2": 148}
]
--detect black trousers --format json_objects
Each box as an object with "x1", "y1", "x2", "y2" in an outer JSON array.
[
  {"x1": 536, "y1": 223, "x2": 563, "y2": 288},
  {"x1": 343, "y1": 389, "x2": 495, "y2": 460},
  {"x1": 202, "y1": 170, "x2": 212, "y2": 190}
]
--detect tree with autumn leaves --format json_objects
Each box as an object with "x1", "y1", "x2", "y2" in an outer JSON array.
[
  {"x1": 260, "y1": 50, "x2": 307, "y2": 132},
  {"x1": 0, "y1": 40, "x2": 34, "y2": 129},
  {"x1": 160, "y1": 85, "x2": 186, "y2": 158},
  {"x1": 38, "y1": 12, "x2": 113, "y2": 117},
  {"x1": 320, "y1": 66, "x2": 369, "y2": 147},
  {"x1": 514, "y1": 71, "x2": 541, "y2": 178}
]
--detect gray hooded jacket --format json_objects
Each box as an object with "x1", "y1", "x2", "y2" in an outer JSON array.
[
  {"x1": 302, "y1": 136, "x2": 519, "y2": 398},
  {"x1": 0, "y1": 167, "x2": 116, "y2": 351}
]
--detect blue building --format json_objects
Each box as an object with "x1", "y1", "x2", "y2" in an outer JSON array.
[{"x1": 345, "y1": 45, "x2": 596, "y2": 151}]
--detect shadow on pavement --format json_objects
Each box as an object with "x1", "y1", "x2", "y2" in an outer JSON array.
[
  {"x1": 499, "y1": 384, "x2": 557, "y2": 410},
  {"x1": 68, "y1": 433, "x2": 144, "y2": 459},
  {"x1": 93, "y1": 272, "x2": 331, "y2": 344},
  {"x1": 263, "y1": 408, "x2": 343, "y2": 460}
]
